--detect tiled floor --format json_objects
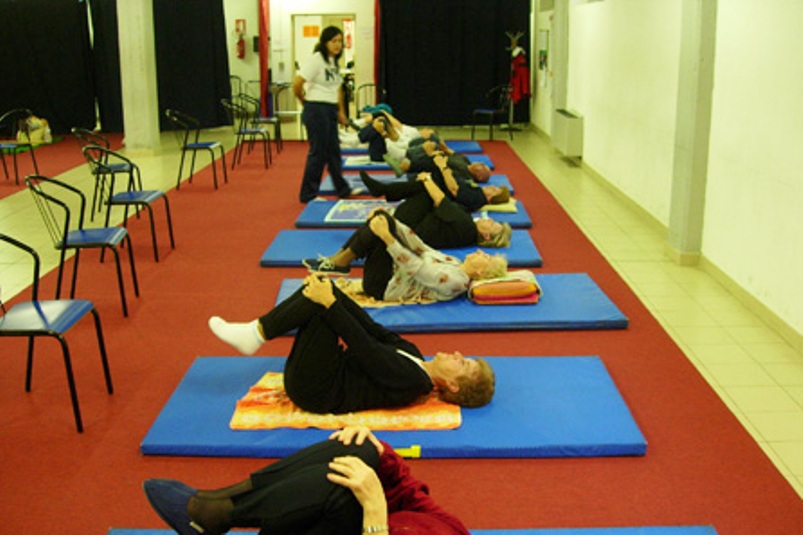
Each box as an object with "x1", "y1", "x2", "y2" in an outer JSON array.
[
  {"x1": 1, "y1": 122, "x2": 801, "y2": 498},
  {"x1": 498, "y1": 127, "x2": 803, "y2": 499}
]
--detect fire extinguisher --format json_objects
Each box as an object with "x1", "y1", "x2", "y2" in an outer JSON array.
[{"x1": 237, "y1": 34, "x2": 246, "y2": 59}]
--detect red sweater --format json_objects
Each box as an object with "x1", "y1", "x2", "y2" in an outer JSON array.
[{"x1": 377, "y1": 441, "x2": 470, "y2": 534}]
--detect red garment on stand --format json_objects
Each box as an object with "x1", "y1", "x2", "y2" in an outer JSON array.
[{"x1": 510, "y1": 53, "x2": 531, "y2": 104}]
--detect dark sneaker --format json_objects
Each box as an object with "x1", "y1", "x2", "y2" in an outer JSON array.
[
  {"x1": 302, "y1": 255, "x2": 350, "y2": 275},
  {"x1": 359, "y1": 170, "x2": 386, "y2": 197},
  {"x1": 142, "y1": 479, "x2": 203, "y2": 535}
]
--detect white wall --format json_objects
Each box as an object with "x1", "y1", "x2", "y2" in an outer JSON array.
[
  {"x1": 532, "y1": 0, "x2": 802, "y2": 335},
  {"x1": 567, "y1": 0, "x2": 681, "y2": 223},
  {"x1": 223, "y1": 0, "x2": 261, "y2": 94},
  {"x1": 704, "y1": 0, "x2": 803, "y2": 334}
]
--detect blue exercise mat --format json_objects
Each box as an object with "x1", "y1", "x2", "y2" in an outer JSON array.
[
  {"x1": 140, "y1": 356, "x2": 646, "y2": 458},
  {"x1": 259, "y1": 229, "x2": 542, "y2": 268},
  {"x1": 343, "y1": 153, "x2": 495, "y2": 171},
  {"x1": 110, "y1": 527, "x2": 716, "y2": 535},
  {"x1": 341, "y1": 139, "x2": 484, "y2": 155},
  {"x1": 295, "y1": 199, "x2": 532, "y2": 229},
  {"x1": 320, "y1": 172, "x2": 515, "y2": 195},
  {"x1": 274, "y1": 273, "x2": 628, "y2": 333}
]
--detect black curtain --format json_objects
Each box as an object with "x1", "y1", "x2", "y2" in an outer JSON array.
[
  {"x1": 153, "y1": 0, "x2": 231, "y2": 128},
  {"x1": 88, "y1": 0, "x2": 231, "y2": 132},
  {"x1": 378, "y1": 0, "x2": 530, "y2": 126},
  {"x1": 89, "y1": 0, "x2": 124, "y2": 132},
  {"x1": 0, "y1": 0, "x2": 96, "y2": 134}
]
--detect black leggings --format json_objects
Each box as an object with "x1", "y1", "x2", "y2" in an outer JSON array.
[
  {"x1": 342, "y1": 210, "x2": 403, "y2": 300},
  {"x1": 257, "y1": 282, "x2": 396, "y2": 413},
  {"x1": 230, "y1": 438, "x2": 381, "y2": 534}
]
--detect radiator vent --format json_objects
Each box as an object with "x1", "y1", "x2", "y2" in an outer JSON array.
[{"x1": 552, "y1": 109, "x2": 584, "y2": 158}]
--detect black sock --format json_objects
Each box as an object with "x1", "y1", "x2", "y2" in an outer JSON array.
[
  {"x1": 359, "y1": 170, "x2": 386, "y2": 197},
  {"x1": 187, "y1": 495, "x2": 234, "y2": 534}
]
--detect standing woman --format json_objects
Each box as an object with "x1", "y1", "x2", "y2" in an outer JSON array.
[{"x1": 294, "y1": 26, "x2": 355, "y2": 202}]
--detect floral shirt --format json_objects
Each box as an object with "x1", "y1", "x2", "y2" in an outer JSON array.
[{"x1": 383, "y1": 220, "x2": 470, "y2": 303}]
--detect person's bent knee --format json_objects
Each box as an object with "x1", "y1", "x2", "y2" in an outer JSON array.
[{"x1": 331, "y1": 439, "x2": 381, "y2": 468}]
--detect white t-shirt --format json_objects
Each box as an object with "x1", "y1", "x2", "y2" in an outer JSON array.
[{"x1": 299, "y1": 53, "x2": 341, "y2": 104}]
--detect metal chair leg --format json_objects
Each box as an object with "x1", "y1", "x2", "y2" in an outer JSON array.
[
  {"x1": 91, "y1": 307, "x2": 114, "y2": 394},
  {"x1": 109, "y1": 246, "x2": 128, "y2": 317},
  {"x1": 25, "y1": 336, "x2": 35, "y2": 391},
  {"x1": 125, "y1": 234, "x2": 139, "y2": 297},
  {"x1": 57, "y1": 336, "x2": 84, "y2": 432},
  {"x1": 164, "y1": 196, "x2": 176, "y2": 250}
]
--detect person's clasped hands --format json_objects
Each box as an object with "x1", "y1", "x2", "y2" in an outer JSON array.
[{"x1": 302, "y1": 273, "x2": 336, "y2": 308}]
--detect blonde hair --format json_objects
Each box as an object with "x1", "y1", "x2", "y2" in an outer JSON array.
[
  {"x1": 477, "y1": 222, "x2": 512, "y2": 248},
  {"x1": 439, "y1": 358, "x2": 495, "y2": 408},
  {"x1": 469, "y1": 254, "x2": 508, "y2": 280}
]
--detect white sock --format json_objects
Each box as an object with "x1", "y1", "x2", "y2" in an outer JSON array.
[{"x1": 208, "y1": 316, "x2": 264, "y2": 356}]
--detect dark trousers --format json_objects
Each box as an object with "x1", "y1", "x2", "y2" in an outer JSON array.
[
  {"x1": 230, "y1": 438, "x2": 381, "y2": 534},
  {"x1": 342, "y1": 211, "x2": 402, "y2": 299},
  {"x1": 405, "y1": 139, "x2": 438, "y2": 173},
  {"x1": 257, "y1": 283, "x2": 390, "y2": 412},
  {"x1": 301, "y1": 102, "x2": 350, "y2": 202}
]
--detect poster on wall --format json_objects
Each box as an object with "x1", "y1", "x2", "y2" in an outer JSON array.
[
  {"x1": 343, "y1": 19, "x2": 355, "y2": 66},
  {"x1": 538, "y1": 29, "x2": 549, "y2": 89},
  {"x1": 538, "y1": 29, "x2": 549, "y2": 71}
]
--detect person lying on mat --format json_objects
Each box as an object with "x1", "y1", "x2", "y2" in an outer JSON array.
[
  {"x1": 302, "y1": 208, "x2": 508, "y2": 302},
  {"x1": 341, "y1": 110, "x2": 448, "y2": 163},
  {"x1": 359, "y1": 171, "x2": 512, "y2": 250},
  {"x1": 361, "y1": 150, "x2": 510, "y2": 213},
  {"x1": 143, "y1": 425, "x2": 471, "y2": 535},
  {"x1": 209, "y1": 274, "x2": 495, "y2": 413},
  {"x1": 340, "y1": 116, "x2": 398, "y2": 162},
  {"x1": 386, "y1": 138, "x2": 492, "y2": 184}
]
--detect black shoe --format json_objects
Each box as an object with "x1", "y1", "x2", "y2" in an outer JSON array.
[
  {"x1": 359, "y1": 171, "x2": 386, "y2": 197},
  {"x1": 143, "y1": 479, "x2": 204, "y2": 535},
  {"x1": 302, "y1": 256, "x2": 350, "y2": 275}
]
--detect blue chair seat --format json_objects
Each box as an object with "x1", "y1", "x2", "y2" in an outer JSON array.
[
  {"x1": 63, "y1": 227, "x2": 128, "y2": 248},
  {"x1": 0, "y1": 299, "x2": 95, "y2": 334},
  {"x1": 93, "y1": 162, "x2": 132, "y2": 174},
  {"x1": 186, "y1": 141, "x2": 222, "y2": 150},
  {"x1": 240, "y1": 127, "x2": 268, "y2": 135},
  {"x1": 111, "y1": 190, "x2": 165, "y2": 204}
]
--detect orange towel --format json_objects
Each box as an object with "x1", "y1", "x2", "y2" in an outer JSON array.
[{"x1": 230, "y1": 372, "x2": 461, "y2": 431}]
